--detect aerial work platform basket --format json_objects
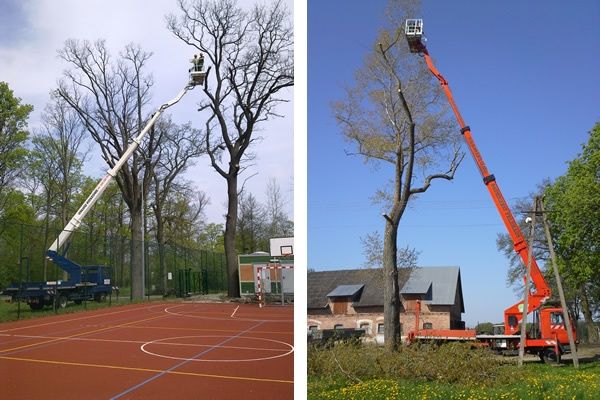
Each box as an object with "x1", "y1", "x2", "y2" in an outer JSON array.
[
  {"x1": 190, "y1": 70, "x2": 206, "y2": 85},
  {"x1": 405, "y1": 19, "x2": 425, "y2": 53},
  {"x1": 189, "y1": 53, "x2": 207, "y2": 85}
]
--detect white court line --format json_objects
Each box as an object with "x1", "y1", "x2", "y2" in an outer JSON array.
[
  {"x1": 164, "y1": 304, "x2": 293, "y2": 322},
  {"x1": 230, "y1": 305, "x2": 240, "y2": 318},
  {"x1": 0, "y1": 332, "x2": 286, "y2": 352},
  {"x1": 141, "y1": 335, "x2": 294, "y2": 363}
]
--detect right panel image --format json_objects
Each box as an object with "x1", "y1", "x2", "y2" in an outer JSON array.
[{"x1": 307, "y1": 1, "x2": 600, "y2": 398}]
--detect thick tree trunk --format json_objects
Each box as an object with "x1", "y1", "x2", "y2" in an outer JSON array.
[
  {"x1": 130, "y1": 210, "x2": 144, "y2": 300},
  {"x1": 383, "y1": 220, "x2": 401, "y2": 352},
  {"x1": 224, "y1": 174, "x2": 240, "y2": 298},
  {"x1": 580, "y1": 285, "x2": 599, "y2": 343}
]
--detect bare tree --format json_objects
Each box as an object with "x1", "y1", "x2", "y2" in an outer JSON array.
[
  {"x1": 150, "y1": 116, "x2": 206, "y2": 294},
  {"x1": 56, "y1": 39, "x2": 159, "y2": 299},
  {"x1": 167, "y1": 0, "x2": 294, "y2": 297},
  {"x1": 264, "y1": 178, "x2": 293, "y2": 239},
  {"x1": 236, "y1": 191, "x2": 267, "y2": 254},
  {"x1": 333, "y1": 1, "x2": 464, "y2": 351},
  {"x1": 27, "y1": 96, "x2": 88, "y2": 278},
  {"x1": 361, "y1": 231, "x2": 418, "y2": 270}
]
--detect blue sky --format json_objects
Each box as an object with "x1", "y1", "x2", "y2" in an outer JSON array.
[{"x1": 308, "y1": 0, "x2": 600, "y2": 326}]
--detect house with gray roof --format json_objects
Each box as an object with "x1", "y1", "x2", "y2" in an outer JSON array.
[{"x1": 307, "y1": 267, "x2": 467, "y2": 343}]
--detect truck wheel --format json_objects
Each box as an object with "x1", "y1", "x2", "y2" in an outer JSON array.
[
  {"x1": 543, "y1": 348, "x2": 561, "y2": 364},
  {"x1": 29, "y1": 302, "x2": 44, "y2": 311},
  {"x1": 58, "y1": 295, "x2": 68, "y2": 309},
  {"x1": 94, "y1": 293, "x2": 107, "y2": 303}
]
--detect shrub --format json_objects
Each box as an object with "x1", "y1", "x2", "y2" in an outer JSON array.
[{"x1": 308, "y1": 341, "x2": 516, "y2": 386}]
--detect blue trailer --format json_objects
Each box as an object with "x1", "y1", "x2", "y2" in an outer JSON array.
[{"x1": 3, "y1": 251, "x2": 113, "y2": 310}]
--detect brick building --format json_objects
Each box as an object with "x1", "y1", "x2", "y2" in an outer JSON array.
[{"x1": 307, "y1": 267, "x2": 467, "y2": 343}]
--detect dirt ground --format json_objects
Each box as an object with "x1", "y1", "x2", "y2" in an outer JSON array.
[{"x1": 562, "y1": 344, "x2": 600, "y2": 363}]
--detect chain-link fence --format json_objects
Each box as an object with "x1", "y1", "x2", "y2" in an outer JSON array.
[{"x1": 0, "y1": 221, "x2": 227, "y2": 319}]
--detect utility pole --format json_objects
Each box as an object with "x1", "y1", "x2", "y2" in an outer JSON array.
[
  {"x1": 518, "y1": 199, "x2": 537, "y2": 366},
  {"x1": 539, "y1": 196, "x2": 579, "y2": 368}
]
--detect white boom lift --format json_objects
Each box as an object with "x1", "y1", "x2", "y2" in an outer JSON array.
[{"x1": 48, "y1": 56, "x2": 207, "y2": 255}]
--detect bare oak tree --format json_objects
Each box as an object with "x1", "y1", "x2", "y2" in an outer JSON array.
[
  {"x1": 333, "y1": 2, "x2": 464, "y2": 351},
  {"x1": 56, "y1": 40, "x2": 159, "y2": 299},
  {"x1": 27, "y1": 96, "x2": 89, "y2": 279},
  {"x1": 167, "y1": 0, "x2": 294, "y2": 297}
]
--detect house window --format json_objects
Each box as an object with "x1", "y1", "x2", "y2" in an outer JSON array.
[
  {"x1": 377, "y1": 323, "x2": 384, "y2": 334},
  {"x1": 359, "y1": 322, "x2": 371, "y2": 335},
  {"x1": 423, "y1": 322, "x2": 433, "y2": 330},
  {"x1": 308, "y1": 325, "x2": 319, "y2": 334},
  {"x1": 334, "y1": 324, "x2": 344, "y2": 330}
]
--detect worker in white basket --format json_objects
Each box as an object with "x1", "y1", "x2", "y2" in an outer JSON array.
[{"x1": 190, "y1": 53, "x2": 204, "y2": 72}]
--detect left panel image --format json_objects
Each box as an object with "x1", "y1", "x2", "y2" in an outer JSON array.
[{"x1": 0, "y1": 0, "x2": 294, "y2": 399}]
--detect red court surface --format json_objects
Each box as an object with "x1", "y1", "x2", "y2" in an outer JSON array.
[{"x1": 0, "y1": 302, "x2": 293, "y2": 399}]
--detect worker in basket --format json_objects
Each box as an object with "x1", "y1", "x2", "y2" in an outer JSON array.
[{"x1": 190, "y1": 53, "x2": 204, "y2": 72}]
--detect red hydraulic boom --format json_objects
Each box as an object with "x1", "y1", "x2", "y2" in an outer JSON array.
[{"x1": 404, "y1": 19, "x2": 550, "y2": 335}]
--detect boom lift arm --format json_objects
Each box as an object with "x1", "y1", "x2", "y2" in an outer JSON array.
[
  {"x1": 48, "y1": 60, "x2": 207, "y2": 260},
  {"x1": 404, "y1": 20, "x2": 551, "y2": 334}
]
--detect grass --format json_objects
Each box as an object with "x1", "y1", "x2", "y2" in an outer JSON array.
[{"x1": 308, "y1": 342, "x2": 600, "y2": 399}]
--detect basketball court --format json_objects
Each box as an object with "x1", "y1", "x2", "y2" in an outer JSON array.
[{"x1": 0, "y1": 302, "x2": 293, "y2": 399}]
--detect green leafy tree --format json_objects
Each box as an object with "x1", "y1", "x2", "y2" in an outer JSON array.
[
  {"x1": 0, "y1": 191, "x2": 37, "y2": 288},
  {"x1": 0, "y1": 82, "x2": 32, "y2": 218},
  {"x1": 475, "y1": 322, "x2": 495, "y2": 335},
  {"x1": 545, "y1": 123, "x2": 600, "y2": 342},
  {"x1": 198, "y1": 223, "x2": 225, "y2": 253}
]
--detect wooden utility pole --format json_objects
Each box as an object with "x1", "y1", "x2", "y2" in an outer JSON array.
[
  {"x1": 519, "y1": 199, "x2": 537, "y2": 366},
  {"x1": 539, "y1": 196, "x2": 579, "y2": 368}
]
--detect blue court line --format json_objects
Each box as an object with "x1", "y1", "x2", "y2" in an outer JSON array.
[{"x1": 109, "y1": 320, "x2": 266, "y2": 399}]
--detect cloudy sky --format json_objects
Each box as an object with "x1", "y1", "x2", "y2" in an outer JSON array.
[{"x1": 0, "y1": 0, "x2": 294, "y2": 224}]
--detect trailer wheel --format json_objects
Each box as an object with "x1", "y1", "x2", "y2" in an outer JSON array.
[
  {"x1": 29, "y1": 301, "x2": 44, "y2": 311},
  {"x1": 58, "y1": 295, "x2": 68, "y2": 309}
]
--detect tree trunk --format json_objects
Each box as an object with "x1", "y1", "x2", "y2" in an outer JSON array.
[
  {"x1": 224, "y1": 174, "x2": 240, "y2": 298},
  {"x1": 130, "y1": 210, "x2": 144, "y2": 300},
  {"x1": 155, "y1": 208, "x2": 167, "y2": 296},
  {"x1": 580, "y1": 285, "x2": 599, "y2": 343},
  {"x1": 383, "y1": 220, "x2": 401, "y2": 352}
]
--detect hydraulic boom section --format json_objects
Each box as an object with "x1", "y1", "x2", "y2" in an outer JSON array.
[
  {"x1": 403, "y1": 20, "x2": 551, "y2": 335},
  {"x1": 49, "y1": 56, "x2": 207, "y2": 256}
]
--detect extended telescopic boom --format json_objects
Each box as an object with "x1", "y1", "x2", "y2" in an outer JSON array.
[
  {"x1": 404, "y1": 19, "x2": 551, "y2": 334},
  {"x1": 49, "y1": 59, "x2": 207, "y2": 255}
]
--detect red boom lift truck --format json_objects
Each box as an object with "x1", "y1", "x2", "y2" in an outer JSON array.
[{"x1": 403, "y1": 19, "x2": 576, "y2": 363}]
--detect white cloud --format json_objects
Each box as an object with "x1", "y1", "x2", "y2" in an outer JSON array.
[{"x1": 0, "y1": 0, "x2": 294, "y2": 224}]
